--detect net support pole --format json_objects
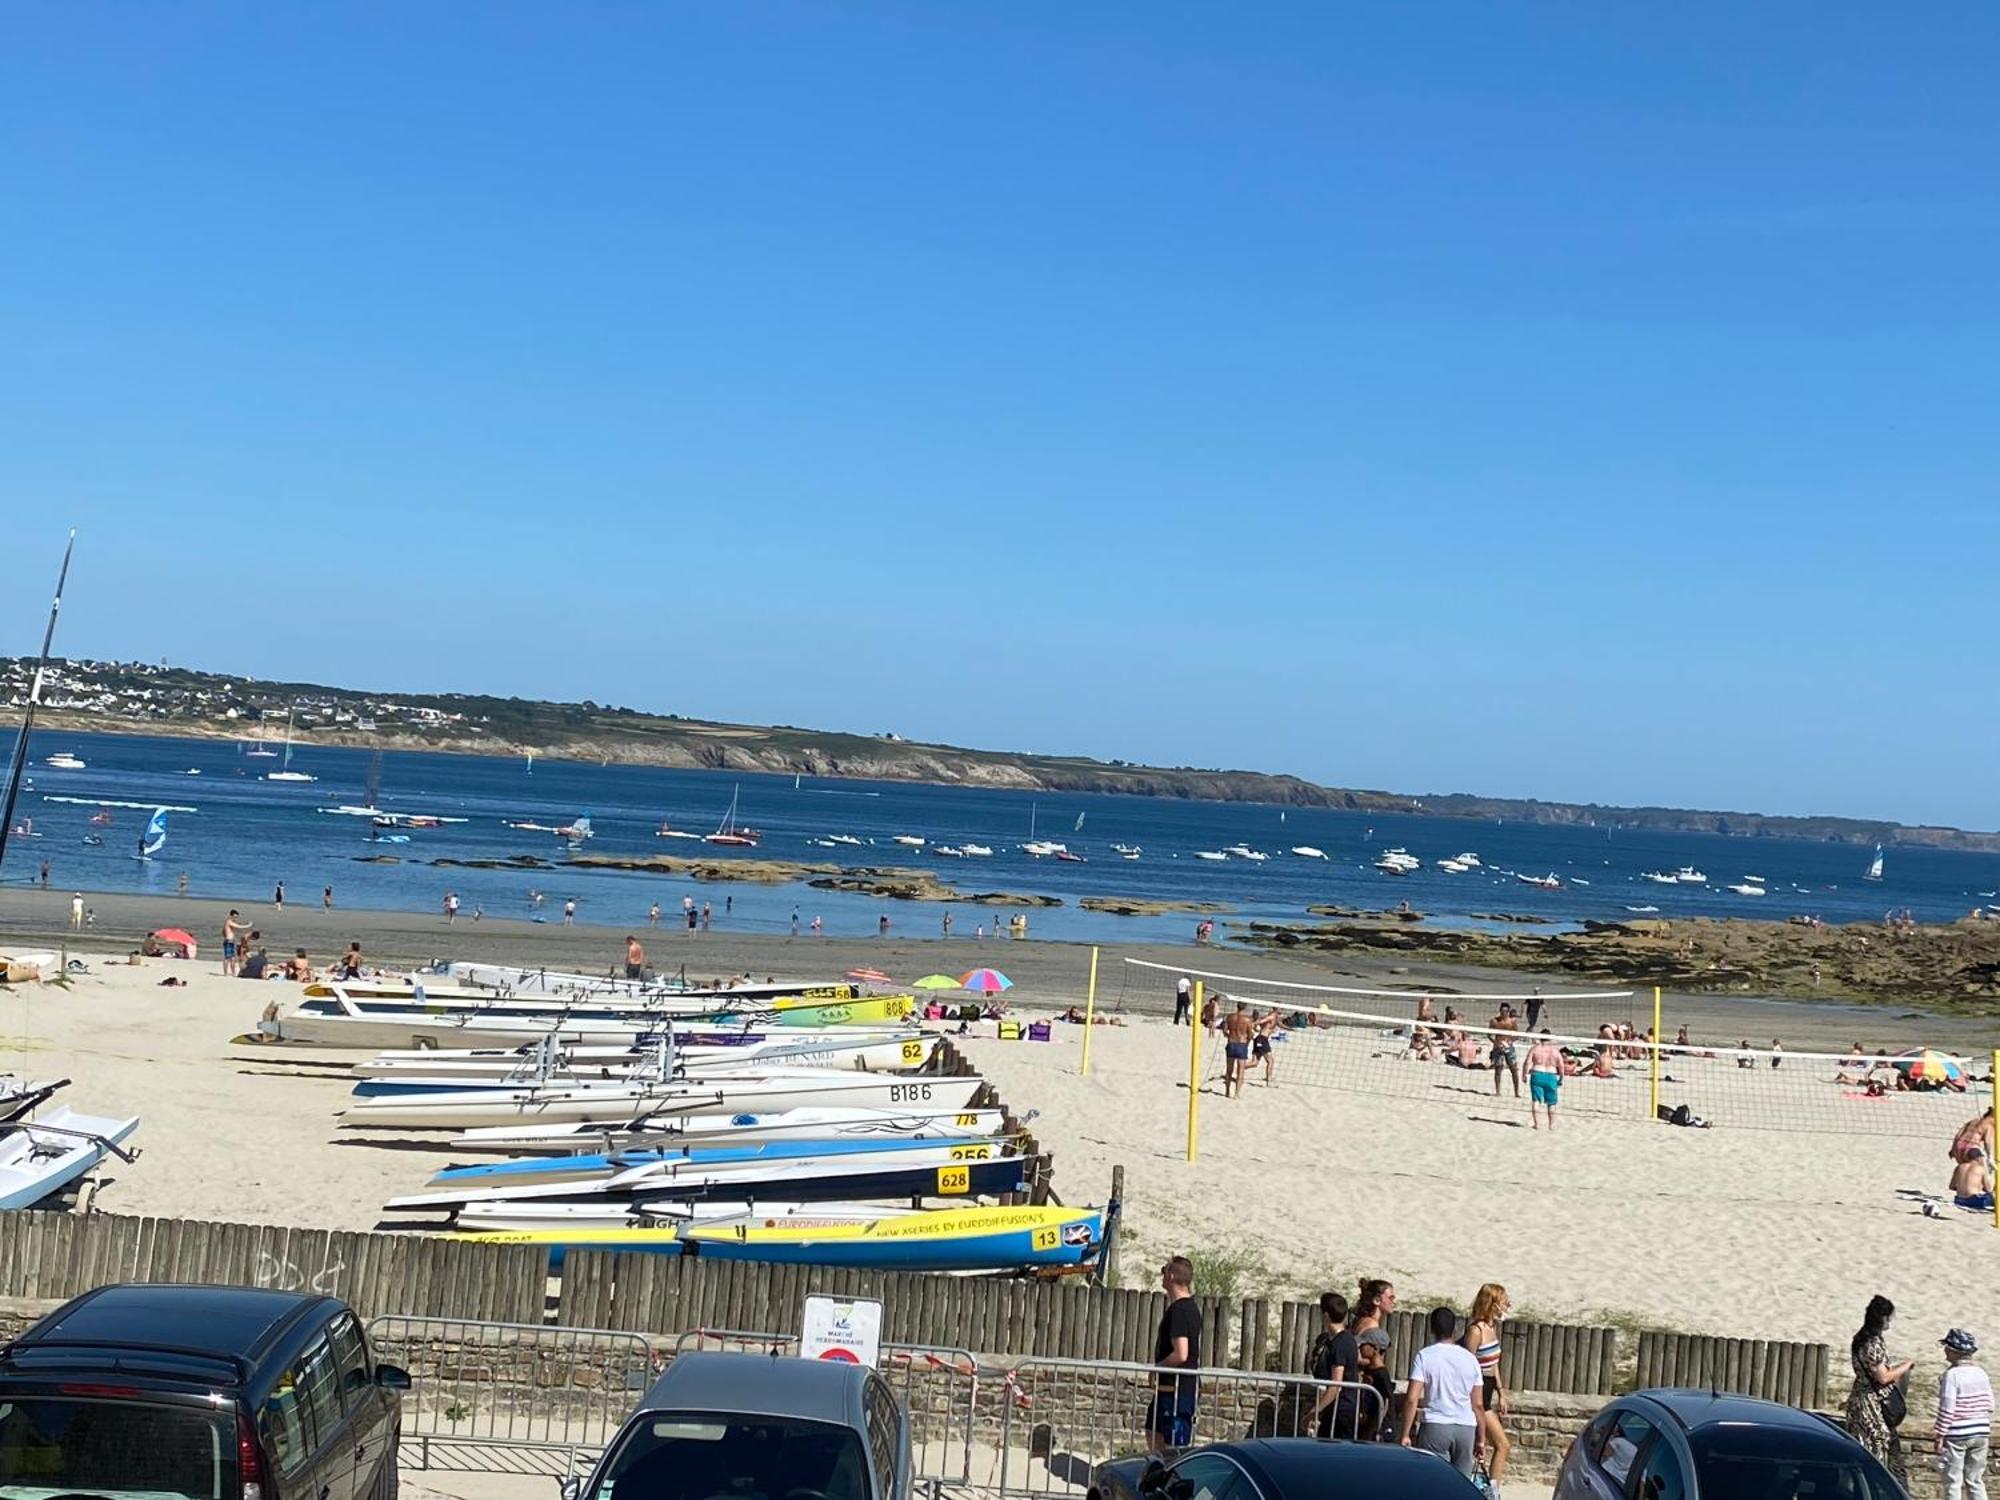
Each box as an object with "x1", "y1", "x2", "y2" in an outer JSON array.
[
  {"x1": 1080, "y1": 946, "x2": 1100, "y2": 1077},
  {"x1": 1992, "y1": 1049, "x2": 1999, "y2": 1232},
  {"x1": 1187, "y1": 980, "x2": 1203, "y2": 1162},
  {"x1": 1650, "y1": 986, "x2": 1663, "y2": 1122}
]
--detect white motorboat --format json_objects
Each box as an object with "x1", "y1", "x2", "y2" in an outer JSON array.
[
  {"x1": 960, "y1": 844, "x2": 993, "y2": 857},
  {"x1": 891, "y1": 835, "x2": 926, "y2": 847},
  {"x1": 1437, "y1": 859, "x2": 1469, "y2": 873},
  {"x1": 1195, "y1": 850, "x2": 1229, "y2": 862},
  {"x1": 1454, "y1": 853, "x2": 1483, "y2": 867},
  {"x1": 1238, "y1": 849, "x2": 1270, "y2": 862},
  {"x1": 1224, "y1": 844, "x2": 1255, "y2": 858},
  {"x1": 824, "y1": 834, "x2": 865, "y2": 847},
  {"x1": 0, "y1": 1108, "x2": 141, "y2": 1209},
  {"x1": 1726, "y1": 882, "x2": 1767, "y2": 897},
  {"x1": 1109, "y1": 843, "x2": 1141, "y2": 856},
  {"x1": 1516, "y1": 872, "x2": 1562, "y2": 890},
  {"x1": 42, "y1": 753, "x2": 84, "y2": 770},
  {"x1": 931, "y1": 845, "x2": 964, "y2": 857},
  {"x1": 1675, "y1": 867, "x2": 1707, "y2": 883},
  {"x1": 1289, "y1": 846, "x2": 1327, "y2": 859},
  {"x1": 1641, "y1": 872, "x2": 1679, "y2": 885},
  {"x1": 1374, "y1": 849, "x2": 1420, "y2": 875},
  {"x1": 1021, "y1": 840, "x2": 1066, "y2": 857}
]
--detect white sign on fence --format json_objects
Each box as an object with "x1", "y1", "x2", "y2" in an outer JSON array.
[{"x1": 800, "y1": 1295, "x2": 883, "y2": 1366}]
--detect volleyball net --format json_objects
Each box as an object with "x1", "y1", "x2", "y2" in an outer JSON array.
[{"x1": 1116, "y1": 958, "x2": 1989, "y2": 1140}]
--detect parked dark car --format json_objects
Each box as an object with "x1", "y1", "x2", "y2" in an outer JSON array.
[
  {"x1": 1090, "y1": 1437, "x2": 1484, "y2": 1500},
  {"x1": 0, "y1": 1283, "x2": 409, "y2": 1500},
  {"x1": 1555, "y1": 1389, "x2": 1903, "y2": 1500},
  {"x1": 566, "y1": 1351, "x2": 913, "y2": 1500}
]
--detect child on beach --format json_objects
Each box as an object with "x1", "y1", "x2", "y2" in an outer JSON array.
[{"x1": 1935, "y1": 1329, "x2": 1992, "y2": 1500}]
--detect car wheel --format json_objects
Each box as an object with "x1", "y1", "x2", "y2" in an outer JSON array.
[{"x1": 379, "y1": 1439, "x2": 401, "y2": 1500}]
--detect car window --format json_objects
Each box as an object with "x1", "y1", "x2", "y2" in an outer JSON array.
[
  {"x1": 1693, "y1": 1451, "x2": 1897, "y2": 1500},
  {"x1": 329, "y1": 1313, "x2": 373, "y2": 1405},
  {"x1": 0, "y1": 1396, "x2": 235, "y2": 1500},
  {"x1": 263, "y1": 1373, "x2": 311, "y2": 1475},
  {"x1": 1598, "y1": 1413, "x2": 1656, "y2": 1492},
  {"x1": 296, "y1": 1338, "x2": 344, "y2": 1454},
  {"x1": 1172, "y1": 1453, "x2": 1256, "y2": 1500},
  {"x1": 588, "y1": 1412, "x2": 869, "y2": 1500},
  {"x1": 1636, "y1": 1437, "x2": 1687, "y2": 1500},
  {"x1": 862, "y1": 1376, "x2": 900, "y2": 1500}
]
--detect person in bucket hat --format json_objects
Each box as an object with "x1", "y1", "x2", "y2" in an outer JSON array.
[{"x1": 1936, "y1": 1328, "x2": 1992, "y2": 1500}]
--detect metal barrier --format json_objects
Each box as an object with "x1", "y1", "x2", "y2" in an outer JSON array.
[
  {"x1": 367, "y1": 1314, "x2": 657, "y2": 1477},
  {"x1": 991, "y1": 1357, "x2": 1388, "y2": 1497}
]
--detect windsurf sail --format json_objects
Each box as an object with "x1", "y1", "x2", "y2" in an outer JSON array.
[
  {"x1": 140, "y1": 807, "x2": 168, "y2": 859},
  {"x1": 1864, "y1": 844, "x2": 1884, "y2": 881},
  {"x1": 1074, "y1": 811, "x2": 1085, "y2": 832}
]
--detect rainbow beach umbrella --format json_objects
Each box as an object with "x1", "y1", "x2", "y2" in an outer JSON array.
[
  {"x1": 958, "y1": 968, "x2": 1013, "y2": 994},
  {"x1": 1891, "y1": 1048, "x2": 1964, "y2": 1085}
]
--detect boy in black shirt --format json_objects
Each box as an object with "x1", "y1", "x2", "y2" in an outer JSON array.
[{"x1": 1150, "y1": 1256, "x2": 1202, "y2": 1451}]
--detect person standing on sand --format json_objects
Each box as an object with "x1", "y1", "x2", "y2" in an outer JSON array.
[
  {"x1": 1148, "y1": 1256, "x2": 1202, "y2": 1451},
  {"x1": 1253, "y1": 1007, "x2": 1280, "y2": 1086},
  {"x1": 941, "y1": 911, "x2": 952, "y2": 938},
  {"x1": 1222, "y1": 1002, "x2": 1255, "y2": 1098},
  {"x1": 1308, "y1": 1291, "x2": 1360, "y2": 1439},
  {"x1": 38, "y1": 859, "x2": 50, "y2": 889},
  {"x1": 562, "y1": 898, "x2": 575, "y2": 925},
  {"x1": 790, "y1": 908, "x2": 800, "y2": 938},
  {"x1": 700, "y1": 901, "x2": 712, "y2": 932},
  {"x1": 1772, "y1": 1038, "x2": 1785, "y2": 1069},
  {"x1": 443, "y1": 891, "x2": 460, "y2": 924},
  {"x1": 273, "y1": 881, "x2": 284, "y2": 910},
  {"x1": 1174, "y1": 974, "x2": 1192, "y2": 1027},
  {"x1": 1200, "y1": 992, "x2": 1219, "y2": 1034},
  {"x1": 1525, "y1": 986, "x2": 1545, "y2": 1032},
  {"x1": 625, "y1": 935, "x2": 645, "y2": 980},
  {"x1": 1527, "y1": 1031, "x2": 1563, "y2": 1130},
  {"x1": 66, "y1": 892, "x2": 82, "y2": 931},
  {"x1": 322, "y1": 886, "x2": 333, "y2": 914},
  {"x1": 178, "y1": 871, "x2": 189, "y2": 895},
  {"x1": 1935, "y1": 1328, "x2": 1992, "y2": 1500},
  {"x1": 1490, "y1": 1004, "x2": 1522, "y2": 1098},
  {"x1": 222, "y1": 909, "x2": 245, "y2": 975}
]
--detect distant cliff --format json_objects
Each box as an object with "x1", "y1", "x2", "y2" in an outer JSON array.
[{"x1": 17, "y1": 655, "x2": 2000, "y2": 851}]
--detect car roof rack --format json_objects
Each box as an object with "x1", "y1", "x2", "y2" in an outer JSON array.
[{"x1": 1, "y1": 1338, "x2": 255, "y2": 1381}]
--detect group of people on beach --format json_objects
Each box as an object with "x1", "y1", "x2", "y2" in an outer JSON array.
[{"x1": 219, "y1": 909, "x2": 368, "y2": 986}]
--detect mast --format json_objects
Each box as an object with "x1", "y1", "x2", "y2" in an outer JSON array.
[{"x1": 0, "y1": 531, "x2": 77, "y2": 877}]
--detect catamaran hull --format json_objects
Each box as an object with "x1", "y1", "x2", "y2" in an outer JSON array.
[
  {"x1": 425, "y1": 1133, "x2": 1007, "y2": 1190},
  {"x1": 350, "y1": 1038, "x2": 933, "y2": 1092},
  {"x1": 345, "y1": 1073, "x2": 984, "y2": 1129},
  {"x1": 0, "y1": 1109, "x2": 141, "y2": 1210},
  {"x1": 449, "y1": 1106, "x2": 1008, "y2": 1154}
]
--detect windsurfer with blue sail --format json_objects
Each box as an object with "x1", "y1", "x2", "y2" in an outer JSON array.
[{"x1": 135, "y1": 807, "x2": 168, "y2": 862}]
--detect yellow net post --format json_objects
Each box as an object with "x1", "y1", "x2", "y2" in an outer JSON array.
[
  {"x1": 1650, "y1": 986, "x2": 1663, "y2": 1122},
  {"x1": 1187, "y1": 980, "x2": 1203, "y2": 1162},
  {"x1": 1080, "y1": 947, "x2": 1100, "y2": 1077}
]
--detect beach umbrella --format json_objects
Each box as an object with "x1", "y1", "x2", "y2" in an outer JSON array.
[
  {"x1": 846, "y1": 967, "x2": 892, "y2": 985},
  {"x1": 1891, "y1": 1048, "x2": 1964, "y2": 1085},
  {"x1": 150, "y1": 927, "x2": 199, "y2": 958},
  {"x1": 958, "y1": 968, "x2": 1013, "y2": 994},
  {"x1": 913, "y1": 974, "x2": 962, "y2": 989}
]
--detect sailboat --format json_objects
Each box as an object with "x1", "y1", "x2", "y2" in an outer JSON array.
[
  {"x1": 1863, "y1": 844, "x2": 1884, "y2": 882},
  {"x1": 244, "y1": 714, "x2": 278, "y2": 759},
  {"x1": 263, "y1": 708, "x2": 316, "y2": 783},
  {"x1": 525, "y1": 750, "x2": 535, "y2": 776},
  {"x1": 703, "y1": 785, "x2": 761, "y2": 847},
  {"x1": 133, "y1": 807, "x2": 168, "y2": 862},
  {"x1": 1021, "y1": 800, "x2": 1065, "y2": 858}
]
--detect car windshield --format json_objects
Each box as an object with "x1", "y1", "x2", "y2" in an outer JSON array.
[
  {"x1": 592, "y1": 1412, "x2": 871, "y2": 1500},
  {"x1": 0, "y1": 1396, "x2": 234, "y2": 1500},
  {"x1": 1694, "y1": 1451, "x2": 1894, "y2": 1500}
]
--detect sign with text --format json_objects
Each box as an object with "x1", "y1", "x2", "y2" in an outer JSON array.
[{"x1": 800, "y1": 1294, "x2": 883, "y2": 1366}]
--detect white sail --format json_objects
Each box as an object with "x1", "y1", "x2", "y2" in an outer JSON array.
[
  {"x1": 1864, "y1": 844, "x2": 1884, "y2": 881},
  {"x1": 138, "y1": 807, "x2": 168, "y2": 860}
]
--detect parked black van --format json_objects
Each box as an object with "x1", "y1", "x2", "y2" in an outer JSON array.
[{"x1": 0, "y1": 1283, "x2": 409, "y2": 1500}]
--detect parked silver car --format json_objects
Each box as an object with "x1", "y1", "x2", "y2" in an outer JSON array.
[{"x1": 566, "y1": 1351, "x2": 913, "y2": 1500}]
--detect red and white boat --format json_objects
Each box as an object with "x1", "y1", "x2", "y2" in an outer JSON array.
[{"x1": 703, "y1": 785, "x2": 762, "y2": 848}]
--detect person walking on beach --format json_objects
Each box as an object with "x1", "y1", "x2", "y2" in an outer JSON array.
[
  {"x1": 790, "y1": 908, "x2": 800, "y2": 938},
  {"x1": 1936, "y1": 1328, "x2": 1992, "y2": 1500},
  {"x1": 625, "y1": 935, "x2": 645, "y2": 980},
  {"x1": 177, "y1": 870, "x2": 189, "y2": 896},
  {"x1": 1222, "y1": 1002, "x2": 1255, "y2": 1098},
  {"x1": 1771, "y1": 1038, "x2": 1785, "y2": 1070},
  {"x1": 562, "y1": 898, "x2": 575, "y2": 924},
  {"x1": 1149, "y1": 1256, "x2": 1202, "y2": 1451},
  {"x1": 322, "y1": 885, "x2": 333, "y2": 914},
  {"x1": 1846, "y1": 1295, "x2": 1913, "y2": 1484},
  {"x1": 273, "y1": 881, "x2": 285, "y2": 910},
  {"x1": 1174, "y1": 974, "x2": 1192, "y2": 1026},
  {"x1": 1400, "y1": 1306, "x2": 1483, "y2": 1479},
  {"x1": 1490, "y1": 1004, "x2": 1522, "y2": 1098},
  {"x1": 1526, "y1": 1031, "x2": 1564, "y2": 1130},
  {"x1": 222, "y1": 909, "x2": 245, "y2": 975},
  {"x1": 1463, "y1": 1284, "x2": 1513, "y2": 1492},
  {"x1": 1524, "y1": 986, "x2": 1545, "y2": 1032},
  {"x1": 1253, "y1": 1008, "x2": 1281, "y2": 1086},
  {"x1": 38, "y1": 859, "x2": 49, "y2": 889},
  {"x1": 443, "y1": 891, "x2": 460, "y2": 924},
  {"x1": 68, "y1": 892, "x2": 83, "y2": 931}
]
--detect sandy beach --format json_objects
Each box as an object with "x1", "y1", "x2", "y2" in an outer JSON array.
[{"x1": 2, "y1": 885, "x2": 1996, "y2": 1360}]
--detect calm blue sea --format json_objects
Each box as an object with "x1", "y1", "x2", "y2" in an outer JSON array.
[{"x1": 7, "y1": 730, "x2": 2000, "y2": 945}]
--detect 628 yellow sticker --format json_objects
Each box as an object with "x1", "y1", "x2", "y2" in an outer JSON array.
[
  {"x1": 901, "y1": 1041, "x2": 926, "y2": 1062},
  {"x1": 1030, "y1": 1226, "x2": 1059, "y2": 1252},
  {"x1": 936, "y1": 1165, "x2": 971, "y2": 1194}
]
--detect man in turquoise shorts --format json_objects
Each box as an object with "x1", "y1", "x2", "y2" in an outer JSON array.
[{"x1": 1526, "y1": 1030, "x2": 1564, "y2": 1131}]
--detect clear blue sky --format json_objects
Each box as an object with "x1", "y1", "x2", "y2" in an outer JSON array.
[{"x1": 3, "y1": 6, "x2": 1995, "y2": 827}]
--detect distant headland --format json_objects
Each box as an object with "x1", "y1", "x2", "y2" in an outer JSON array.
[{"x1": 10, "y1": 655, "x2": 1998, "y2": 852}]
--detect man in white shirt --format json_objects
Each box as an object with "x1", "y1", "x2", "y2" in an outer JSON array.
[
  {"x1": 1399, "y1": 1306, "x2": 1485, "y2": 1479},
  {"x1": 1174, "y1": 975, "x2": 1193, "y2": 1027}
]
